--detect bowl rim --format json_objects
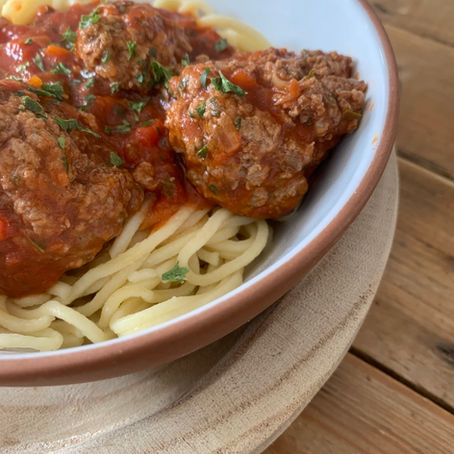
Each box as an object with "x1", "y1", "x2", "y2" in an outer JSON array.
[{"x1": 0, "y1": 0, "x2": 399, "y2": 385}]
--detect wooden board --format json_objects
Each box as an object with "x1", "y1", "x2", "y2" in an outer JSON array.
[
  {"x1": 385, "y1": 25, "x2": 454, "y2": 179},
  {"x1": 353, "y1": 158, "x2": 454, "y2": 410},
  {"x1": 265, "y1": 354, "x2": 454, "y2": 454},
  {"x1": 0, "y1": 155, "x2": 398, "y2": 454}
]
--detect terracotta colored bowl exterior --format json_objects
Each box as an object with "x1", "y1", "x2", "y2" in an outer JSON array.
[{"x1": 0, "y1": 0, "x2": 398, "y2": 386}]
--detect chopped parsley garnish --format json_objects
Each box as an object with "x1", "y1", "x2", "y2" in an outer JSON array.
[
  {"x1": 211, "y1": 71, "x2": 247, "y2": 96},
  {"x1": 161, "y1": 262, "x2": 189, "y2": 284},
  {"x1": 32, "y1": 53, "x2": 45, "y2": 71},
  {"x1": 30, "y1": 82, "x2": 64, "y2": 100},
  {"x1": 62, "y1": 27, "x2": 77, "y2": 51},
  {"x1": 79, "y1": 8, "x2": 100, "y2": 29},
  {"x1": 136, "y1": 73, "x2": 145, "y2": 85},
  {"x1": 343, "y1": 110, "x2": 362, "y2": 120},
  {"x1": 110, "y1": 82, "x2": 120, "y2": 93},
  {"x1": 57, "y1": 136, "x2": 66, "y2": 150},
  {"x1": 128, "y1": 98, "x2": 149, "y2": 114},
  {"x1": 181, "y1": 53, "x2": 190, "y2": 66},
  {"x1": 306, "y1": 69, "x2": 315, "y2": 79},
  {"x1": 200, "y1": 67, "x2": 211, "y2": 89},
  {"x1": 13, "y1": 90, "x2": 26, "y2": 97},
  {"x1": 196, "y1": 145, "x2": 208, "y2": 159},
  {"x1": 209, "y1": 97, "x2": 221, "y2": 116},
  {"x1": 51, "y1": 62, "x2": 71, "y2": 75},
  {"x1": 101, "y1": 50, "x2": 110, "y2": 64},
  {"x1": 188, "y1": 110, "x2": 196, "y2": 119},
  {"x1": 85, "y1": 77, "x2": 95, "y2": 89},
  {"x1": 148, "y1": 47, "x2": 158, "y2": 58},
  {"x1": 61, "y1": 156, "x2": 69, "y2": 172},
  {"x1": 108, "y1": 151, "x2": 124, "y2": 166},
  {"x1": 22, "y1": 96, "x2": 46, "y2": 119},
  {"x1": 105, "y1": 120, "x2": 131, "y2": 135},
  {"x1": 127, "y1": 41, "x2": 137, "y2": 60},
  {"x1": 208, "y1": 184, "x2": 219, "y2": 195},
  {"x1": 24, "y1": 38, "x2": 32, "y2": 45},
  {"x1": 55, "y1": 116, "x2": 100, "y2": 137},
  {"x1": 195, "y1": 99, "x2": 206, "y2": 117},
  {"x1": 214, "y1": 38, "x2": 228, "y2": 52},
  {"x1": 234, "y1": 116, "x2": 242, "y2": 130},
  {"x1": 17, "y1": 62, "x2": 30, "y2": 74},
  {"x1": 80, "y1": 94, "x2": 96, "y2": 110},
  {"x1": 150, "y1": 61, "x2": 173, "y2": 88},
  {"x1": 140, "y1": 119, "x2": 155, "y2": 127}
]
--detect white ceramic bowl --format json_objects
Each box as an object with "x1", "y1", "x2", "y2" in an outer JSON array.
[{"x1": 0, "y1": 0, "x2": 398, "y2": 385}]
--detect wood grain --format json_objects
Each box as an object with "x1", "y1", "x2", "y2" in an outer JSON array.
[
  {"x1": 265, "y1": 354, "x2": 454, "y2": 454},
  {"x1": 353, "y1": 158, "x2": 454, "y2": 409},
  {"x1": 385, "y1": 25, "x2": 454, "y2": 180},
  {"x1": 373, "y1": 0, "x2": 454, "y2": 46}
]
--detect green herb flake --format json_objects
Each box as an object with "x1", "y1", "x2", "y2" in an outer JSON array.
[
  {"x1": 57, "y1": 136, "x2": 66, "y2": 150},
  {"x1": 128, "y1": 98, "x2": 149, "y2": 114},
  {"x1": 85, "y1": 77, "x2": 95, "y2": 89},
  {"x1": 200, "y1": 67, "x2": 211, "y2": 89},
  {"x1": 234, "y1": 116, "x2": 242, "y2": 130},
  {"x1": 212, "y1": 71, "x2": 247, "y2": 96},
  {"x1": 127, "y1": 41, "x2": 137, "y2": 60},
  {"x1": 208, "y1": 184, "x2": 219, "y2": 194},
  {"x1": 150, "y1": 61, "x2": 173, "y2": 88},
  {"x1": 24, "y1": 38, "x2": 32, "y2": 45},
  {"x1": 51, "y1": 62, "x2": 71, "y2": 75},
  {"x1": 161, "y1": 261, "x2": 189, "y2": 284},
  {"x1": 22, "y1": 96, "x2": 46, "y2": 119},
  {"x1": 181, "y1": 53, "x2": 190, "y2": 66},
  {"x1": 61, "y1": 155, "x2": 69, "y2": 172},
  {"x1": 106, "y1": 120, "x2": 132, "y2": 135},
  {"x1": 306, "y1": 69, "x2": 315, "y2": 78},
  {"x1": 79, "y1": 8, "x2": 100, "y2": 29},
  {"x1": 17, "y1": 62, "x2": 30, "y2": 74},
  {"x1": 188, "y1": 110, "x2": 196, "y2": 119},
  {"x1": 136, "y1": 73, "x2": 145, "y2": 85},
  {"x1": 62, "y1": 27, "x2": 77, "y2": 51},
  {"x1": 110, "y1": 82, "x2": 120, "y2": 94},
  {"x1": 148, "y1": 47, "x2": 158, "y2": 58},
  {"x1": 101, "y1": 50, "x2": 110, "y2": 64},
  {"x1": 140, "y1": 119, "x2": 154, "y2": 127},
  {"x1": 30, "y1": 82, "x2": 64, "y2": 100},
  {"x1": 343, "y1": 110, "x2": 362, "y2": 120},
  {"x1": 32, "y1": 53, "x2": 45, "y2": 71},
  {"x1": 55, "y1": 116, "x2": 100, "y2": 137},
  {"x1": 214, "y1": 38, "x2": 228, "y2": 53},
  {"x1": 80, "y1": 93, "x2": 96, "y2": 111},
  {"x1": 108, "y1": 151, "x2": 124, "y2": 166},
  {"x1": 196, "y1": 145, "x2": 208, "y2": 159},
  {"x1": 195, "y1": 99, "x2": 206, "y2": 118}
]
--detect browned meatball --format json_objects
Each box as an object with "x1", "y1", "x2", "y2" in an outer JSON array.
[
  {"x1": 0, "y1": 79, "x2": 143, "y2": 297},
  {"x1": 75, "y1": 1, "x2": 192, "y2": 92},
  {"x1": 165, "y1": 49, "x2": 367, "y2": 218}
]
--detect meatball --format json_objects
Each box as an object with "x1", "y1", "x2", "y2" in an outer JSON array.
[
  {"x1": 0, "y1": 79, "x2": 143, "y2": 297},
  {"x1": 165, "y1": 49, "x2": 367, "y2": 218},
  {"x1": 75, "y1": 1, "x2": 192, "y2": 92}
]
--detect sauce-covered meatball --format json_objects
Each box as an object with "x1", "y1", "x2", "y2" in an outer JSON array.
[
  {"x1": 0, "y1": 80, "x2": 143, "y2": 297},
  {"x1": 165, "y1": 48, "x2": 367, "y2": 218},
  {"x1": 75, "y1": 1, "x2": 192, "y2": 92}
]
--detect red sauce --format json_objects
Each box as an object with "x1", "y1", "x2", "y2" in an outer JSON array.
[{"x1": 0, "y1": 2, "x2": 223, "y2": 230}]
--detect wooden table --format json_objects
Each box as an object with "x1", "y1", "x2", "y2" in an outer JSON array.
[{"x1": 266, "y1": 1, "x2": 454, "y2": 452}]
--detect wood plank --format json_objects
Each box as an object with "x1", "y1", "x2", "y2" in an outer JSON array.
[
  {"x1": 265, "y1": 354, "x2": 454, "y2": 454},
  {"x1": 384, "y1": 25, "x2": 454, "y2": 179},
  {"x1": 373, "y1": 0, "x2": 454, "y2": 47},
  {"x1": 353, "y1": 157, "x2": 454, "y2": 409}
]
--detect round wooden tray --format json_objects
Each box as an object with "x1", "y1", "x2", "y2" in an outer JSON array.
[{"x1": 0, "y1": 153, "x2": 398, "y2": 454}]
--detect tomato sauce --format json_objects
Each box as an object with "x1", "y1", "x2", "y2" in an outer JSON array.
[{"x1": 0, "y1": 1, "x2": 226, "y2": 229}]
